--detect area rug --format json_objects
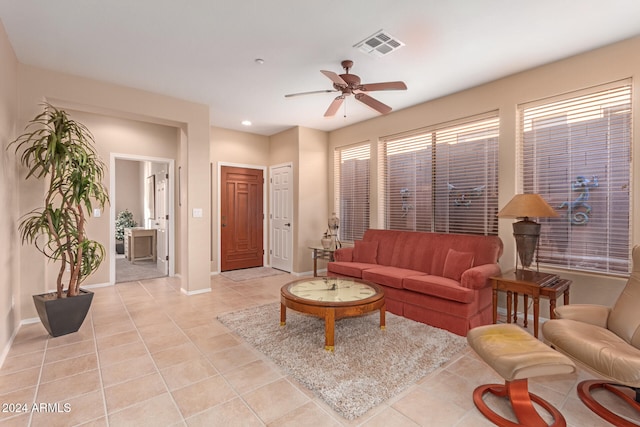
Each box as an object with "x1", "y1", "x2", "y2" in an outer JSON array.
[
  {"x1": 220, "y1": 267, "x2": 286, "y2": 282},
  {"x1": 217, "y1": 303, "x2": 467, "y2": 420}
]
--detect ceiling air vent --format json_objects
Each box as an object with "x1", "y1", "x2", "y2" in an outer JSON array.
[{"x1": 354, "y1": 30, "x2": 405, "y2": 57}]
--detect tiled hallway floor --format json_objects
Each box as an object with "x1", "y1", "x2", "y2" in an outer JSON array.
[{"x1": 0, "y1": 272, "x2": 635, "y2": 426}]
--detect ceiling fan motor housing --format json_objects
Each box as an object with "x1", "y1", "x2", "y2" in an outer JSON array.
[{"x1": 336, "y1": 73, "x2": 361, "y2": 94}]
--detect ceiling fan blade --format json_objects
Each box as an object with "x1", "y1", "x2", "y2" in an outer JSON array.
[
  {"x1": 355, "y1": 93, "x2": 392, "y2": 114},
  {"x1": 284, "y1": 89, "x2": 337, "y2": 98},
  {"x1": 324, "y1": 95, "x2": 345, "y2": 117},
  {"x1": 359, "y1": 81, "x2": 407, "y2": 91},
  {"x1": 321, "y1": 70, "x2": 347, "y2": 87}
]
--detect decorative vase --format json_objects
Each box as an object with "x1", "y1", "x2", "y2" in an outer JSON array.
[
  {"x1": 321, "y1": 236, "x2": 332, "y2": 249},
  {"x1": 32, "y1": 289, "x2": 94, "y2": 337}
]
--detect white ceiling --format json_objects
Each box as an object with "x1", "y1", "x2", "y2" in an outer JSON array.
[{"x1": 2, "y1": 1, "x2": 640, "y2": 136}]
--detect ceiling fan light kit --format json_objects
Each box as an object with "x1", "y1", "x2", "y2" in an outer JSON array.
[{"x1": 285, "y1": 59, "x2": 407, "y2": 117}]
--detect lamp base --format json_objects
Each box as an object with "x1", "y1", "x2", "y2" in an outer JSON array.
[{"x1": 513, "y1": 220, "x2": 541, "y2": 272}]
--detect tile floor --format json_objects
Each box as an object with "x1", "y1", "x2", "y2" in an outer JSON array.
[{"x1": 0, "y1": 272, "x2": 636, "y2": 426}]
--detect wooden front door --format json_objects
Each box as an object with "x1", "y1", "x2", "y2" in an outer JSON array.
[{"x1": 221, "y1": 166, "x2": 264, "y2": 271}]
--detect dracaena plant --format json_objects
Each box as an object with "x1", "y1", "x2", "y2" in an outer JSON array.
[{"x1": 10, "y1": 103, "x2": 109, "y2": 298}]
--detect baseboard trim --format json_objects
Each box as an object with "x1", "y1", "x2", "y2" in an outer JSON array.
[
  {"x1": 180, "y1": 287, "x2": 212, "y2": 296},
  {"x1": 0, "y1": 327, "x2": 19, "y2": 370},
  {"x1": 83, "y1": 282, "x2": 113, "y2": 289}
]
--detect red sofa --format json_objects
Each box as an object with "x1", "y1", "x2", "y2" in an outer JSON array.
[{"x1": 328, "y1": 229, "x2": 503, "y2": 336}]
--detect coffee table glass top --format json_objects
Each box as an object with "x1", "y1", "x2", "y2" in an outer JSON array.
[{"x1": 287, "y1": 277, "x2": 377, "y2": 302}]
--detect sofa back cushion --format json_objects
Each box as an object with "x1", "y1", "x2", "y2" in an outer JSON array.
[
  {"x1": 389, "y1": 231, "x2": 435, "y2": 273},
  {"x1": 361, "y1": 229, "x2": 503, "y2": 275},
  {"x1": 353, "y1": 240, "x2": 378, "y2": 264},
  {"x1": 362, "y1": 229, "x2": 400, "y2": 266}
]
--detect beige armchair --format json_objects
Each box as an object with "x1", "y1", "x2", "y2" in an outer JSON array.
[{"x1": 542, "y1": 246, "x2": 640, "y2": 427}]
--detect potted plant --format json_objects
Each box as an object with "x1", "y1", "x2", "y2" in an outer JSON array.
[
  {"x1": 10, "y1": 103, "x2": 109, "y2": 337},
  {"x1": 115, "y1": 209, "x2": 137, "y2": 254}
]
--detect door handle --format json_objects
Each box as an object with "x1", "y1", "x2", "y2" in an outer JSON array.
[{"x1": 284, "y1": 223, "x2": 291, "y2": 227}]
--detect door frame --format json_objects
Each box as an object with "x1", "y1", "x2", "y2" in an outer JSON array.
[
  {"x1": 110, "y1": 153, "x2": 175, "y2": 285},
  {"x1": 217, "y1": 162, "x2": 268, "y2": 273}
]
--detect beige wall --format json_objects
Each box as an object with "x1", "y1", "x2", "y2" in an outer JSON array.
[
  {"x1": 328, "y1": 35, "x2": 640, "y2": 309},
  {"x1": 210, "y1": 126, "x2": 270, "y2": 270},
  {"x1": 116, "y1": 160, "x2": 144, "y2": 226},
  {"x1": 212, "y1": 125, "x2": 330, "y2": 274},
  {"x1": 15, "y1": 64, "x2": 211, "y2": 303},
  {"x1": 296, "y1": 127, "x2": 329, "y2": 273},
  {"x1": 0, "y1": 20, "x2": 20, "y2": 362},
  {"x1": 89, "y1": 113, "x2": 178, "y2": 284}
]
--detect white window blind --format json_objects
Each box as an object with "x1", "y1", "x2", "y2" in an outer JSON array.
[
  {"x1": 519, "y1": 82, "x2": 632, "y2": 274},
  {"x1": 379, "y1": 113, "x2": 499, "y2": 235},
  {"x1": 334, "y1": 143, "x2": 370, "y2": 242}
]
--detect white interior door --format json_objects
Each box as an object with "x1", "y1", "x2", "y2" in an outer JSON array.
[
  {"x1": 154, "y1": 174, "x2": 169, "y2": 275},
  {"x1": 270, "y1": 164, "x2": 293, "y2": 272}
]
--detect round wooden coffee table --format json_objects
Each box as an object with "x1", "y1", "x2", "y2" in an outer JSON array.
[{"x1": 280, "y1": 277, "x2": 385, "y2": 351}]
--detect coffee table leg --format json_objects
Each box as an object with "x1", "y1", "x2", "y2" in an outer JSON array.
[
  {"x1": 324, "y1": 309, "x2": 335, "y2": 352},
  {"x1": 280, "y1": 303, "x2": 286, "y2": 326},
  {"x1": 380, "y1": 304, "x2": 386, "y2": 330}
]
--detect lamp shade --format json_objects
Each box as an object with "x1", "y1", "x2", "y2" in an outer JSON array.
[{"x1": 497, "y1": 194, "x2": 559, "y2": 219}]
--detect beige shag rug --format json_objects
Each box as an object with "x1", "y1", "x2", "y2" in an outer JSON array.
[
  {"x1": 217, "y1": 303, "x2": 467, "y2": 420},
  {"x1": 220, "y1": 267, "x2": 286, "y2": 282}
]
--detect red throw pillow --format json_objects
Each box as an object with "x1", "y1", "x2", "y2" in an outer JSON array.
[
  {"x1": 353, "y1": 241, "x2": 378, "y2": 264},
  {"x1": 443, "y1": 249, "x2": 475, "y2": 281}
]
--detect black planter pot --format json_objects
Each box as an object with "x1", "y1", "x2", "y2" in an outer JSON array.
[
  {"x1": 116, "y1": 240, "x2": 124, "y2": 255},
  {"x1": 32, "y1": 289, "x2": 94, "y2": 337}
]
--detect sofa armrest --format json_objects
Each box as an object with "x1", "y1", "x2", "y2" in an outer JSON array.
[
  {"x1": 460, "y1": 263, "x2": 502, "y2": 290},
  {"x1": 554, "y1": 304, "x2": 611, "y2": 328},
  {"x1": 333, "y1": 247, "x2": 353, "y2": 262}
]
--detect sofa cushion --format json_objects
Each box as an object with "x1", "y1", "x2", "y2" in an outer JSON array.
[
  {"x1": 333, "y1": 247, "x2": 353, "y2": 262},
  {"x1": 442, "y1": 249, "x2": 475, "y2": 281},
  {"x1": 389, "y1": 232, "x2": 433, "y2": 273},
  {"x1": 362, "y1": 229, "x2": 400, "y2": 266},
  {"x1": 362, "y1": 266, "x2": 427, "y2": 289},
  {"x1": 404, "y1": 275, "x2": 475, "y2": 304},
  {"x1": 327, "y1": 261, "x2": 377, "y2": 278},
  {"x1": 353, "y1": 240, "x2": 378, "y2": 264}
]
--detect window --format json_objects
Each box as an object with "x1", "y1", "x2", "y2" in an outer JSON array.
[
  {"x1": 519, "y1": 82, "x2": 632, "y2": 274},
  {"x1": 379, "y1": 113, "x2": 499, "y2": 235},
  {"x1": 334, "y1": 143, "x2": 370, "y2": 242}
]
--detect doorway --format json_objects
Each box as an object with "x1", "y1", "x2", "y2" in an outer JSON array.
[
  {"x1": 220, "y1": 165, "x2": 265, "y2": 271},
  {"x1": 270, "y1": 163, "x2": 293, "y2": 272},
  {"x1": 110, "y1": 154, "x2": 175, "y2": 284}
]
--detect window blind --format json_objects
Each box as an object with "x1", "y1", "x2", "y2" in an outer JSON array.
[
  {"x1": 334, "y1": 143, "x2": 370, "y2": 242},
  {"x1": 519, "y1": 82, "x2": 632, "y2": 274},
  {"x1": 378, "y1": 113, "x2": 499, "y2": 235}
]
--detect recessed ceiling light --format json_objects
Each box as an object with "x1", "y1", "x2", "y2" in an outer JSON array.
[
  {"x1": 241, "y1": 120, "x2": 252, "y2": 126},
  {"x1": 254, "y1": 58, "x2": 265, "y2": 65}
]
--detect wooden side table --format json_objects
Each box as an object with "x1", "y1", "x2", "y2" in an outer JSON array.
[
  {"x1": 491, "y1": 270, "x2": 571, "y2": 338},
  {"x1": 309, "y1": 246, "x2": 335, "y2": 277},
  {"x1": 125, "y1": 228, "x2": 157, "y2": 264}
]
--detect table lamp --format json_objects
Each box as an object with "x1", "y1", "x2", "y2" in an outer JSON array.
[{"x1": 497, "y1": 194, "x2": 558, "y2": 272}]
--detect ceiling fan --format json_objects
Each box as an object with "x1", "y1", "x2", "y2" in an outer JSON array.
[{"x1": 285, "y1": 60, "x2": 407, "y2": 117}]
